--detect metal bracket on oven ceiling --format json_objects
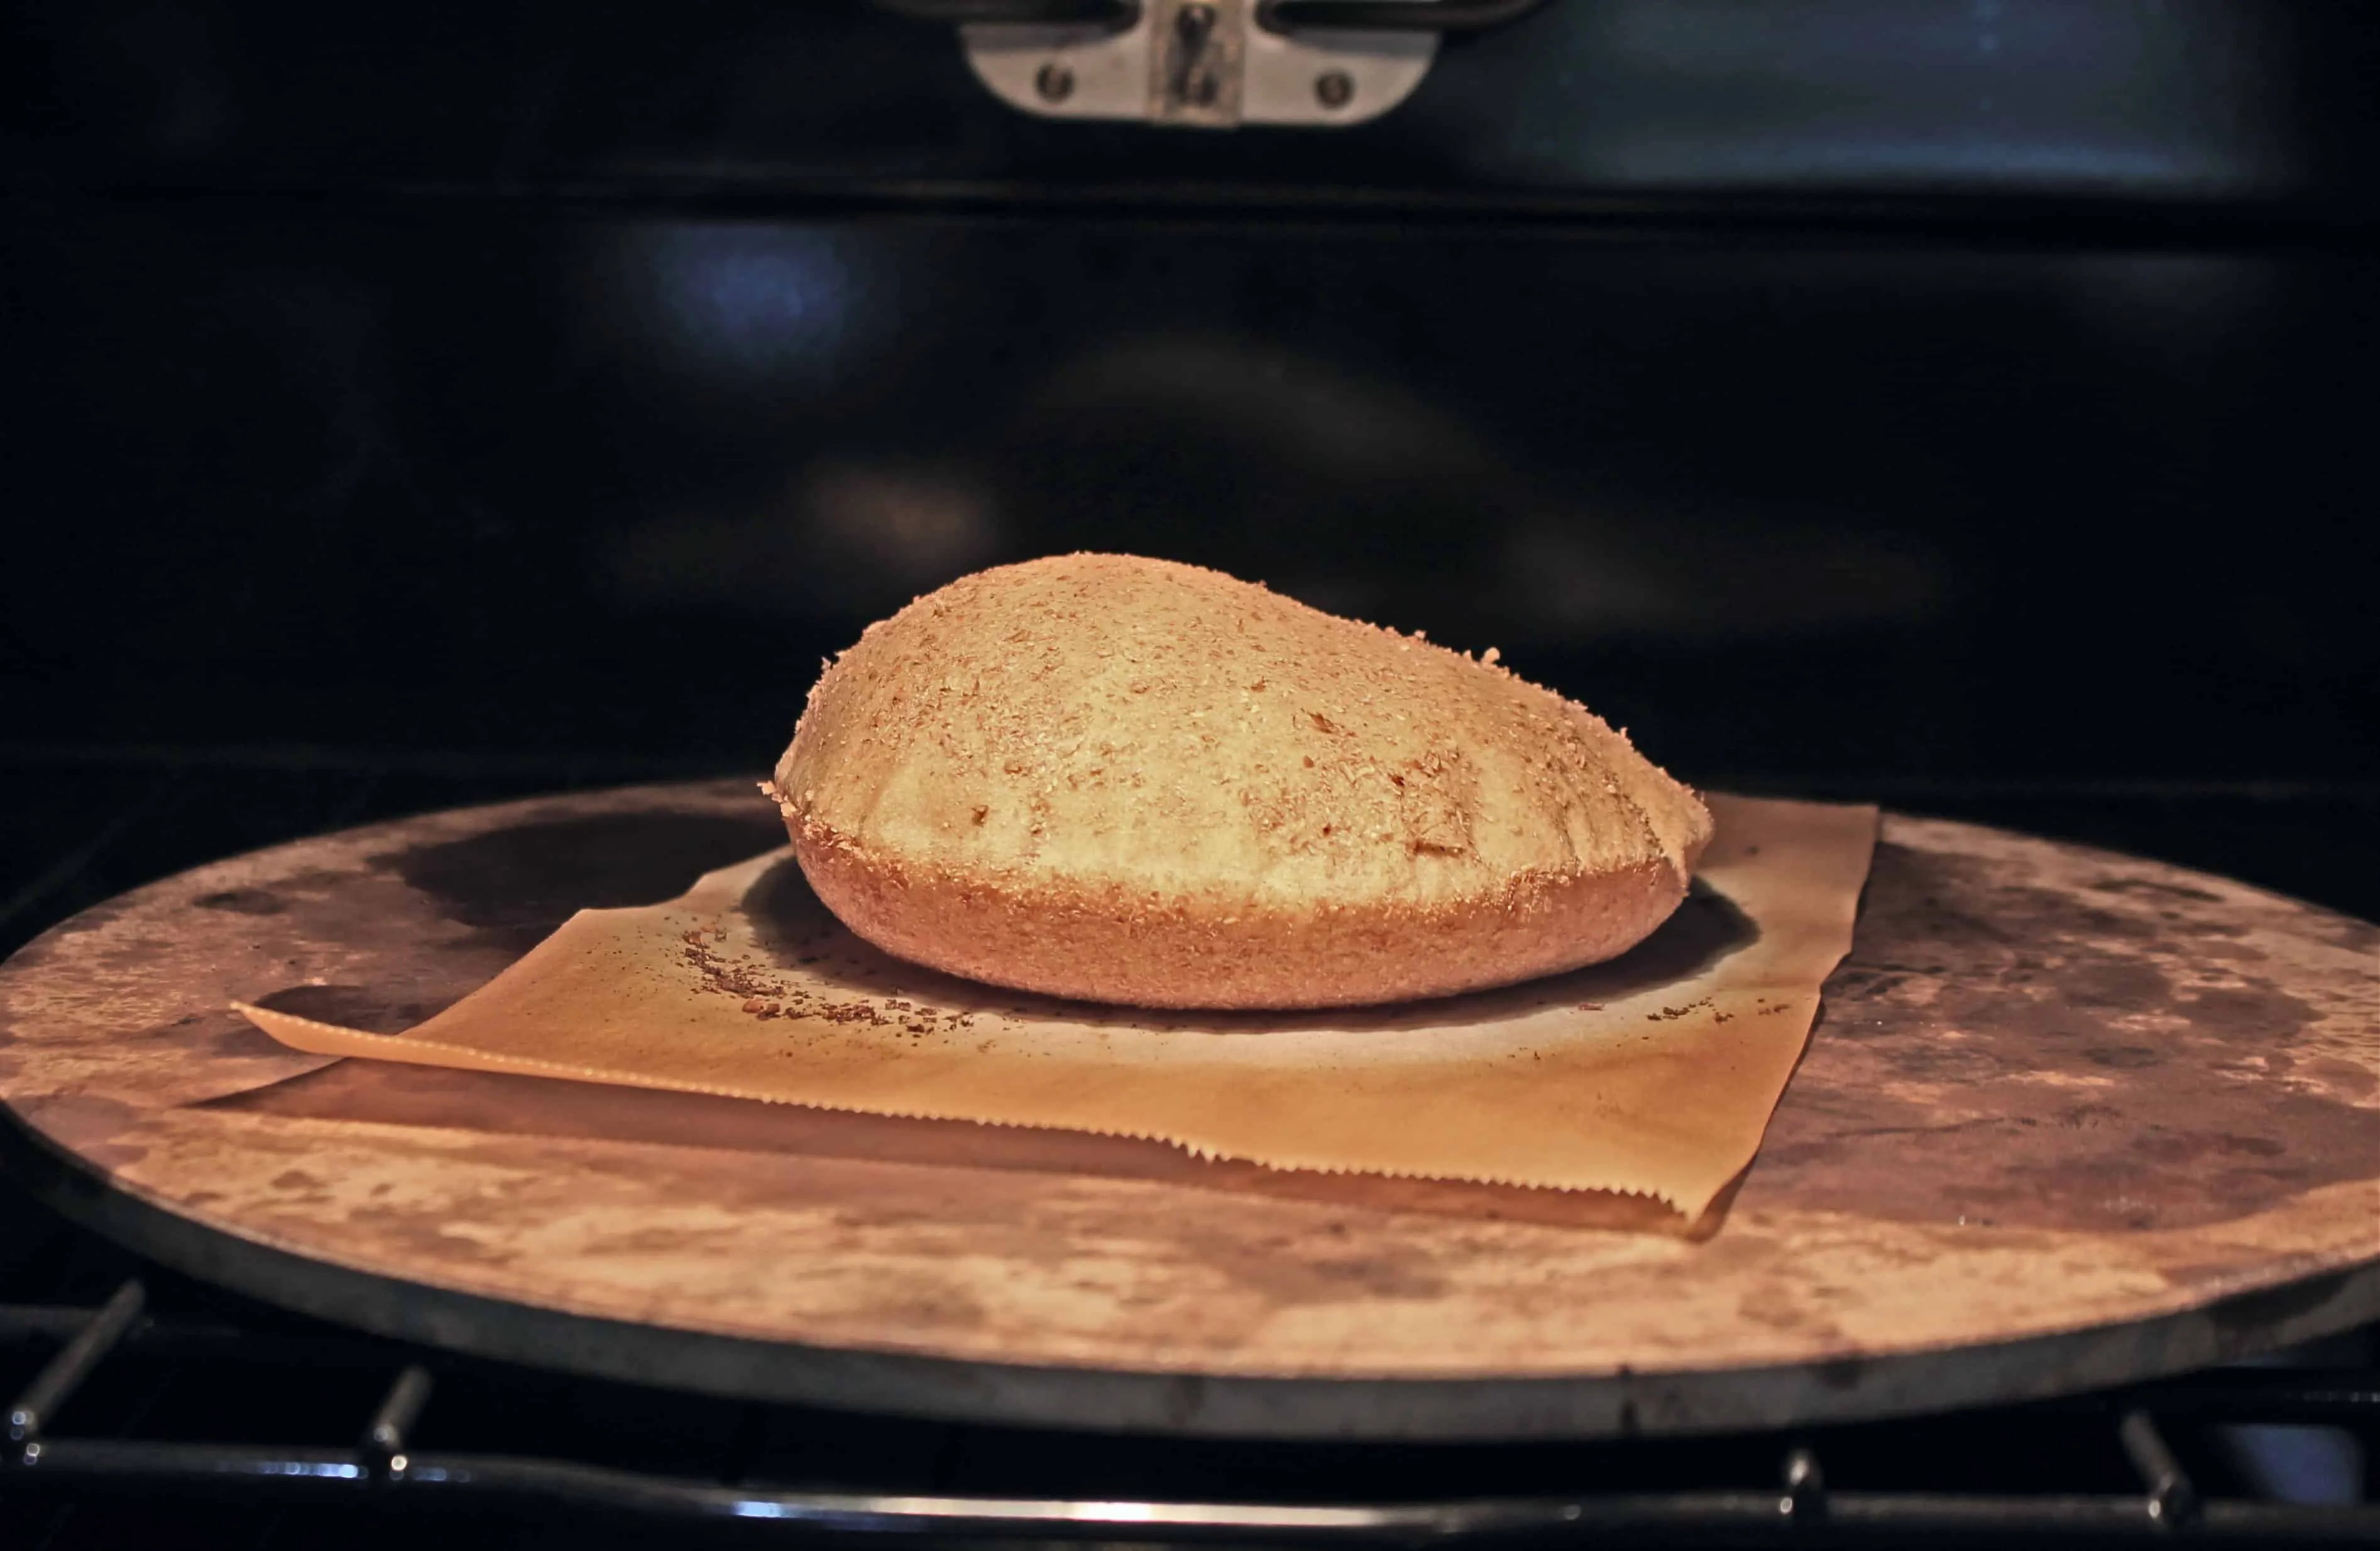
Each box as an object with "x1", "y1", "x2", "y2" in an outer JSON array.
[{"x1": 875, "y1": 0, "x2": 1549, "y2": 128}]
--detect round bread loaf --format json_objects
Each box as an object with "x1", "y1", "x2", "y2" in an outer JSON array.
[{"x1": 767, "y1": 554, "x2": 1712, "y2": 1009}]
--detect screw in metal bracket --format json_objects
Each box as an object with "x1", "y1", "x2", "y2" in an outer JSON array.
[
  {"x1": 1315, "y1": 69, "x2": 1354, "y2": 107},
  {"x1": 1166, "y1": 2, "x2": 1222, "y2": 112},
  {"x1": 1034, "y1": 61, "x2": 1075, "y2": 102}
]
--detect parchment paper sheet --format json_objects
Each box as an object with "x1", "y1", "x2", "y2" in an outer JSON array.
[{"x1": 239, "y1": 794, "x2": 1875, "y2": 1218}]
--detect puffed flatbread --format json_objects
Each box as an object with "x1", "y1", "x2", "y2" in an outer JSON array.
[{"x1": 769, "y1": 554, "x2": 1711, "y2": 1009}]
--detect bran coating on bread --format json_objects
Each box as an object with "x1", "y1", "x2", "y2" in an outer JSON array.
[{"x1": 769, "y1": 553, "x2": 1713, "y2": 1009}]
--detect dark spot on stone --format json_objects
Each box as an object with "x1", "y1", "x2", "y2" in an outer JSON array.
[
  {"x1": 2312, "y1": 914, "x2": 2380, "y2": 955},
  {"x1": 340, "y1": 1205, "x2": 518, "y2": 1264},
  {"x1": 13, "y1": 1093, "x2": 150, "y2": 1173},
  {"x1": 2092, "y1": 877, "x2": 2224, "y2": 905},
  {"x1": 194, "y1": 889, "x2": 287, "y2": 916},
  {"x1": 2301, "y1": 1058, "x2": 2379, "y2": 1102},
  {"x1": 270, "y1": 1169, "x2": 322, "y2": 1192},
  {"x1": 2059, "y1": 960, "x2": 2173, "y2": 1011},
  {"x1": 2132, "y1": 1129, "x2": 2290, "y2": 1165},
  {"x1": 372, "y1": 812, "x2": 786, "y2": 954},
  {"x1": 249, "y1": 984, "x2": 449, "y2": 1036},
  {"x1": 2174, "y1": 984, "x2": 2319, "y2": 1041},
  {"x1": 1743, "y1": 837, "x2": 2380, "y2": 1235}
]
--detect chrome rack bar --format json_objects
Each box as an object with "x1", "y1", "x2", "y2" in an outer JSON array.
[
  {"x1": 8, "y1": 1278, "x2": 143, "y2": 1452},
  {"x1": 2117, "y1": 1409, "x2": 2201, "y2": 1533},
  {"x1": 364, "y1": 1364, "x2": 434, "y2": 1484}
]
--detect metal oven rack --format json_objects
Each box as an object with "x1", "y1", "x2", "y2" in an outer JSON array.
[{"x1": 4, "y1": 1278, "x2": 2377, "y2": 1545}]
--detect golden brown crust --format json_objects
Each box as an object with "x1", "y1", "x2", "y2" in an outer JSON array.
[{"x1": 769, "y1": 553, "x2": 1712, "y2": 1009}]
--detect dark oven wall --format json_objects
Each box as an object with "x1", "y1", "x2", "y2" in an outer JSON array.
[{"x1": 5, "y1": 1, "x2": 2377, "y2": 794}]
